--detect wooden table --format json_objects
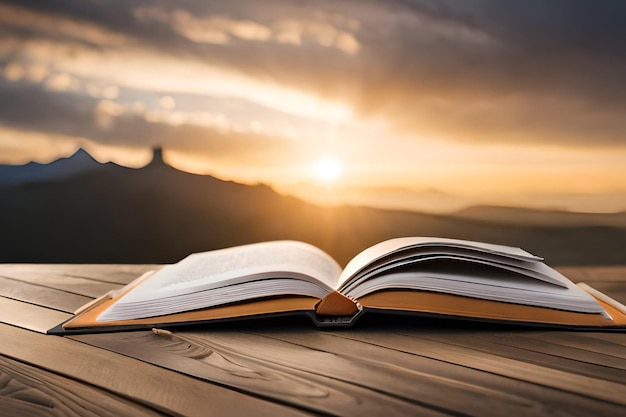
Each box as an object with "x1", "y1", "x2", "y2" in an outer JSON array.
[{"x1": 1, "y1": 264, "x2": 626, "y2": 416}]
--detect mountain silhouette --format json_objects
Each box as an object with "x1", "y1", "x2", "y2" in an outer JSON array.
[
  {"x1": 0, "y1": 148, "x2": 104, "y2": 187},
  {"x1": 453, "y1": 205, "x2": 626, "y2": 228},
  {"x1": 1, "y1": 148, "x2": 626, "y2": 265}
]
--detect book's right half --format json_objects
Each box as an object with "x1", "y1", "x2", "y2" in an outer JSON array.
[
  {"x1": 336, "y1": 238, "x2": 626, "y2": 329},
  {"x1": 356, "y1": 283, "x2": 626, "y2": 329}
]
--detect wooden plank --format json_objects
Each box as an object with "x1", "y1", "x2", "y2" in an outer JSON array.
[
  {"x1": 196, "y1": 330, "x2": 561, "y2": 416},
  {"x1": 0, "y1": 268, "x2": 121, "y2": 298},
  {"x1": 0, "y1": 297, "x2": 71, "y2": 333},
  {"x1": 557, "y1": 266, "x2": 626, "y2": 283},
  {"x1": 70, "y1": 330, "x2": 448, "y2": 417},
  {"x1": 0, "y1": 355, "x2": 166, "y2": 417},
  {"x1": 531, "y1": 332, "x2": 626, "y2": 358},
  {"x1": 0, "y1": 324, "x2": 310, "y2": 417},
  {"x1": 565, "y1": 332, "x2": 626, "y2": 347},
  {"x1": 330, "y1": 330, "x2": 626, "y2": 406},
  {"x1": 250, "y1": 328, "x2": 626, "y2": 416},
  {"x1": 45, "y1": 264, "x2": 160, "y2": 284},
  {"x1": 0, "y1": 277, "x2": 91, "y2": 313},
  {"x1": 2, "y1": 264, "x2": 625, "y2": 416},
  {"x1": 415, "y1": 331, "x2": 626, "y2": 384},
  {"x1": 476, "y1": 332, "x2": 626, "y2": 371},
  {"x1": 0, "y1": 264, "x2": 159, "y2": 285},
  {"x1": 577, "y1": 282, "x2": 626, "y2": 305},
  {"x1": 556, "y1": 267, "x2": 626, "y2": 303}
]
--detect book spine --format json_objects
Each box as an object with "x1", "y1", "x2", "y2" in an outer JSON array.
[
  {"x1": 315, "y1": 291, "x2": 361, "y2": 316},
  {"x1": 307, "y1": 308, "x2": 366, "y2": 327}
]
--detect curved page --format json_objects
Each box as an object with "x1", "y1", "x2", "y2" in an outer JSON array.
[
  {"x1": 340, "y1": 252, "x2": 568, "y2": 294},
  {"x1": 98, "y1": 241, "x2": 341, "y2": 322},
  {"x1": 344, "y1": 270, "x2": 603, "y2": 313},
  {"x1": 340, "y1": 237, "x2": 542, "y2": 287}
]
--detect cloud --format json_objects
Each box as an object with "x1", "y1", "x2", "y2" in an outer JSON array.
[
  {"x1": 0, "y1": 126, "x2": 80, "y2": 164},
  {"x1": 45, "y1": 72, "x2": 77, "y2": 92},
  {"x1": 343, "y1": 0, "x2": 626, "y2": 144},
  {"x1": 0, "y1": 2, "x2": 128, "y2": 48},
  {"x1": 0, "y1": 0, "x2": 625, "y2": 149},
  {"x1": 3, "y1": 62, "x2": 23, "y2": 81},
  {"x1": 0, "y1": 78, "x2": 297, "y2": 170},
  {"x1": 132, "y1": 3, "x2": 359, "y2": 54},
  {"x1": 134, "y1": 7, "x2": 272, "y2": 45},
  {"x1": 95, "y1": 99, "x2": 124, "y2": 129}
]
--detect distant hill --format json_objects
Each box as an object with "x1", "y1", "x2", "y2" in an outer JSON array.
[
  {"x1": 453, "y1": 205, "x2": 626, "y2": 228},
  {"x1": 0, "y1": 148, "x2": 103, "y2": 187},
  {"x1": 1, "y1": 150, "x2": 626, "y2": 266}
]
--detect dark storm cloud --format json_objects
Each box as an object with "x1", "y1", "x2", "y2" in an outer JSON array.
[
  {"x1": 0, "y1": 79, "x2": 292, "y2": 164},
  {"x1": 0, "y1": 81, "x2": 93, "y2": 137},
  {"x1": 337, "y1": 0, "x2": 626, "y2": 144},
  {"x1": 395, "y1": 0, "x2": 626, "y2": 102},
  {"x1": 1, "y1": 0, "x2": 625, "y2": 145}
]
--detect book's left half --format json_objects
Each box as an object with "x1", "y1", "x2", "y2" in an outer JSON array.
[{"x1": 48, "y1": 271, "x2": 322, "y2": 335}]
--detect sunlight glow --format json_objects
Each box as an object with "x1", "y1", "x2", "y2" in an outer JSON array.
[{"x1": 314, "y1": 157, "x2": 343, "y2": 182}]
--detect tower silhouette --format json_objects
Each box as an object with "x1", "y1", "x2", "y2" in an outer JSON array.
[{"x1": 151, "y1": 147, "x2": 164, "y2": 165}]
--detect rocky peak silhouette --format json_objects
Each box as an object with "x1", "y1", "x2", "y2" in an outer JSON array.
[{"x1": 151, "y1": 147, "x2": 164, "y2": 165}]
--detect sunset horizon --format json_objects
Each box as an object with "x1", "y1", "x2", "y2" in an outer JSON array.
[
  {"x1": 4, "y1": 143, "x2": 626, "y2": 215},
  {"x1": 1, "y1": 0, "x2": 626, "y2": 214}
]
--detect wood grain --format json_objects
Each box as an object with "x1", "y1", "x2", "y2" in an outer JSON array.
[
  {"x1": 0, "y1": 264, "x2": 157, "y2": 285},
  {"x1": 193, "y1": 330, "x2": 546, "y2": 416},
  {"x1": 416, "y1": 331, "x2": 626, "y2": 384},
  {"x1": 0, "y1": 324, "x2": 311, "y2": 417},
  {"x1": 251, "y1": 328, "x2": 626, "y2": 417},
  {"x1": 71, "y1": 330, "x2": 447, "y2": 417},
  {"x1": 0, "y1": 297, "x2": 71, "y2": 333},
  {"x1": 530, "y1": 332, "x2": 626, "y2": 358},
  {"x1": 332, "y1": 330, "x2": 626, "y2": 406},
  {"x1": 0, "y1": 276, "x2": 91, "y2": 313},
  {"x1": 70, "y1": 323, "x2": 626, "y2": 417},
  {"x1": 473, "y1": 332, "x2": 626, "y2": 372},
  {"x1": 2, "y1": 264, "x2": 626, "y2": 417},
  {"x1": 0, "y1": 355, "x2": 165, "y2": 417},
  {"x1": 557, "y1": 266, "x2": 626, "y2": 283},
  {"x1": 0, "y1": 267, "x2": 121, "y2": 298}
]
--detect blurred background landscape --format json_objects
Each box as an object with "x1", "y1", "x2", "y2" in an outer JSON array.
[{"x1": 1, "y1": 0, "x2": 625, "y2": 266}]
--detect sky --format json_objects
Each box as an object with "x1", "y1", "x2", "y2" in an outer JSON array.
[{"x1": 1, "y1": 0, "x2": 626, "y2": 213}]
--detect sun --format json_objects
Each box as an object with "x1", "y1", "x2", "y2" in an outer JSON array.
[{"x1": 314, "y1": 157, "x2": 343, "y2": 182}]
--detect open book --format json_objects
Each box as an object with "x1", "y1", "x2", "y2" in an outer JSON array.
[{"x1": 49, "y1": 237, "x2": 626, "y2": 334}]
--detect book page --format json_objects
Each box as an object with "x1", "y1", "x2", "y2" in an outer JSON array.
[
  {"x1": 127, "y1": 241, "x2": 340, "y2": 300},
  {"x1": 337, "y1": 237, "x2": 602, "y2": 314},
  {"x1": 340, "y1": 250, "x2": 568, "y2": 295},
  {"x1": 339, "y1": 237, "x2": 543, "y2": 288},
  {"x1": 345, "y1": 270, "x2": 603, "y2": 313},
  {"x1": 97, "y1": 241, "x2": 342, "y2": 321}
]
